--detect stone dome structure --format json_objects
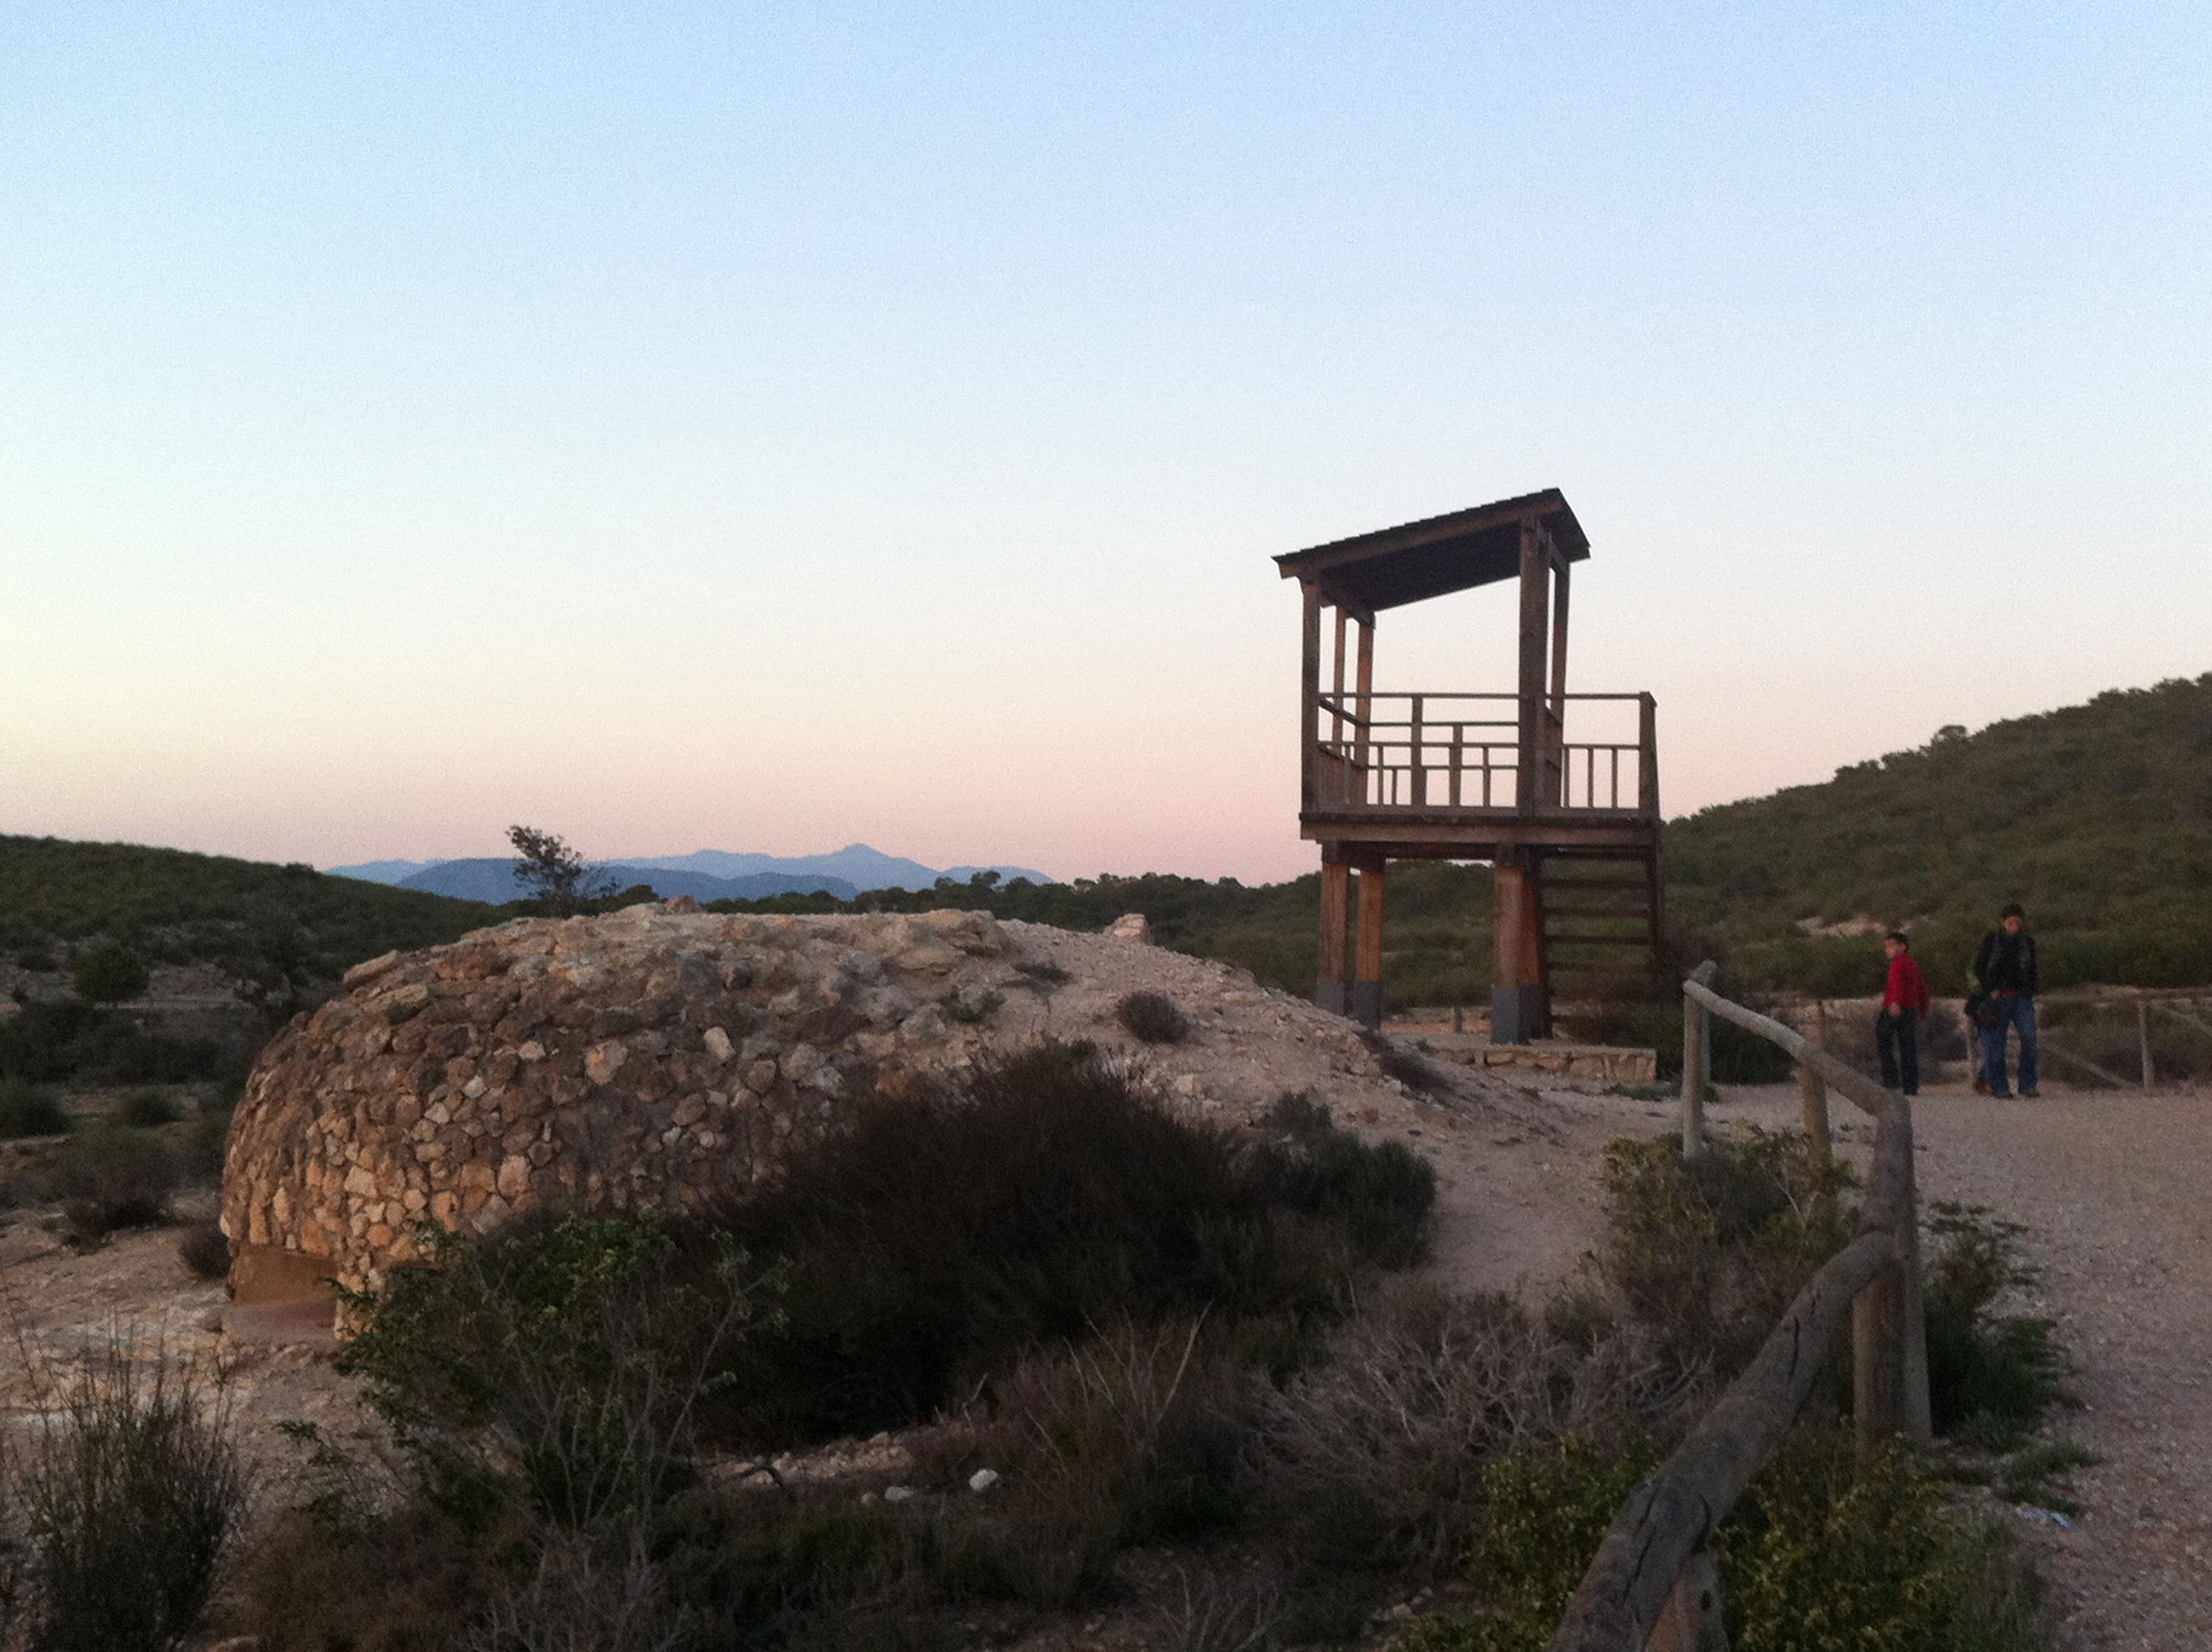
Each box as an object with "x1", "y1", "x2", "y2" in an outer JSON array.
[
  {"x1": 220, "y1": 901, "x2": 1492, "y2": 1317},
  {"x1": 222, "y1": 905, "x2": 1015, "y2": 1302}
]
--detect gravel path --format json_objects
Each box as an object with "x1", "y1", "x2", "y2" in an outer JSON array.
[
  {"x1": 1711, "y1": 1079, "x2": 2212, "y2": 1649},
  {"x1": 1906, "y1": 1083, "x2": 2212, "y2": 1649}
]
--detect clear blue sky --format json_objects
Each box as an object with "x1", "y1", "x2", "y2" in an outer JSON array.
[{"x1": 4, "y1": 3, "x2": 2208, "y2": 881}]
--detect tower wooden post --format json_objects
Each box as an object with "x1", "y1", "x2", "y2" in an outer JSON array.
[
  {"x1": 1492, "y1": 851, "x2": 1547, "y2": 1043},
  {"x1": 1353, "y1": 858, "x2": 1388, "y2": 1029},
  {"x1": 1515, "y1": 522, "x2": 1552, "y2": 814},
  {"x1": 1317, "y1": 857, "x2": 1351, "y2": 1015}
]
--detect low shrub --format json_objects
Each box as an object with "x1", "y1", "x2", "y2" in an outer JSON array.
[
  {"x1": 186, "y1": 1108, "x2": 233, "y2": 1183},
  {"x1": 1597, "y1": 1127, "x2": 1856, "y2": 1379},
  {"x1": 649, "y1": 1486, "x2": 934, "y2": 1650},
  {"x1": 1401, "y1": 1426, "x2": 2045, "y2": 1652},
  {"x1": 1396, "y1": 1434, "x2": 1661, "y2": 1649},
  {"x1": 467, "y1": 1529, "x2": 697, "y2": 1652},
  {"x1": 1252, "y1": 1092, "x2": 1435, "y2": 1270},
  {"x1": 336, "y1": 1212, "x2": 768, "y2": 1530},
  {"x1": 229, "y1": 1499, "x2": 486, "y2": 1652},
  {"x1": 1145, "y1": 1562, "x2": 1289, "y2": 1652},
  {"x1": 119, "y1": 1086, "x2": 184, "y2": 1127},
  {"x1": 0, "y1": 1077, "x2": 72, "y2": 1138},
  {"x1": 1010, "y1": 959, "x2": 1071, "y2": 990},
  {"x1": 707, "y1": 1044, "x2": 1427, "y2": 1446},
  {"x1": 1993, "y1": 1440, "x2": 2098, "y2": 1513},
  {"x1": 16, "y1": 1341, "x2": 250, "y2": 1652},
  {"x1": 0, "y1": 997, "x2": 246, "y2": 1085},
  {"x1": 1249, "y1": 1286, "x2": 1684, "y2": 1572},
  {"x1": 1115, "y1": 991, "x2": 1190, "y2": 1044},
  {"x1": 940, "y1": 988, "x2": 1004, "y2": 1026},
  {"x1": 924, "y1": 1319, "x2": 1254, "y2": 1608},
  {"x1": 178, "y1": 1222, "x2": 232, "y2": 1282},
  {"x1": 71, "y1": 942, "x2": 150, "y2": 1004},
  {"x1": 1722, "y1": 1430, "x2": 2046, "y2": 1652},
  {"x1": 41, "y1": 1125, "x2": 183, "y2": 1241},
  {"x1": 1363, "y1": 1035, "x2": 1454, "y2": 1100},
  {"x1": 614, "y1": 1321, "x2": 1260, "y2": 1642},
  {"x1": 1921, "y1": 1204, "x2": 2064, "y2": 1447}
]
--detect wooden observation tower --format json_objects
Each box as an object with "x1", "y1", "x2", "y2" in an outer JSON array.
[{"x1": 1276, "y1": 489, "x2": 1662, "y2": 1041}]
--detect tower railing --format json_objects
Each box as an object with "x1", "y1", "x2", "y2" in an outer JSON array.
[{"x1": 1308, "y1": 690, "x2": 1656, "y2": 814}]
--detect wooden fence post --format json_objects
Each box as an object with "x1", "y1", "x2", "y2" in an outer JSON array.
[
  {"x1": 1646, "y1": 1547, "x2": 1728, "y2": 1652},
  {"x1": 1851, "y1": 1096, "x2": 1930, "y2": 1457},
  {"x1": 2139, "y1": 994, "x2": 2157, "y2": 1091},
  {"x1": 1796, "y1": 998, "x2": 1831, "y2": 1155},
  {"x1": 1898, "y1": 1137, "x2": 1934, "y2": 1448},
  {"x1": 1852, "y1": 1255, "x2": 1903, "y2": 1462},
  {"x1": 1681, "y1": 962, "x2": 1716, "y2": 1156}
]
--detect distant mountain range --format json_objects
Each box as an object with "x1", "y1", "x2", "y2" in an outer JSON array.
[
  {"x1": 327, "y1": 843, "x2": 1056, "y2": 904},
  {"x1": 373, "y1": 860, "x2": 856, "y2": 905}
]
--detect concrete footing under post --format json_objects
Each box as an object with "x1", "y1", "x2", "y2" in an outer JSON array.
[
  {"x1": 1351, "y1": 980, "x2": 1384, "y2": 1030},
  {"x1": 1490, "y1": 984, "x2": 1544, "y2": 1044}
]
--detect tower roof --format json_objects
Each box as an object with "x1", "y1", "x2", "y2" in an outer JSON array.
[{"x1": 1273, "y1": 488, "x2": 1588, "y2": 614}]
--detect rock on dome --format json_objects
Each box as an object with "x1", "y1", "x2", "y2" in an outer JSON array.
[{"x1": 221, "y1": 906, "x2": 1011, "y2": 1301}]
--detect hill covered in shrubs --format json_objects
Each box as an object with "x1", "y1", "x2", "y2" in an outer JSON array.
[
  {"x1": 0, "y1": 835, "x2": 495, "y2": 980},
  {"x1": 1665, "y1": 673, "x2": 2212, "y2": 993}
]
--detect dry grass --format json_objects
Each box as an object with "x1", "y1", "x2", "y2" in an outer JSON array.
[
  {"x1": 11, "y1": 1336, "x2": 252, "y2": 1651},
  {"x1": 1248, "y1": 1283, "x2": 1691, "y2": 1571}
]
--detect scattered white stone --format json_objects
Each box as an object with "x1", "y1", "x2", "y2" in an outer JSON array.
[
  {"x1": 1105, "y1": 913, "x2": 1154, "y2": 943},
  {"x1": 884, "y1": 1485, "x2": 917, "y2": 1503},
  {"x1": 968, "y1": 1468, "x2": 1000, "y2": 1493}
]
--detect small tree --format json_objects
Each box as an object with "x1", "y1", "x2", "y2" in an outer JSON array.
[
  {"x1": 507, "y1": 826, "x2": 615, "y2": 916},
  {"x1": 72, "y1": 945, "x2": 149, "y2": 1005},
  {"x1": 224, "y1": 914, "x2": 319, "y2": 1023}
]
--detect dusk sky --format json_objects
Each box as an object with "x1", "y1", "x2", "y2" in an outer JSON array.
[{"x1": 4, "y1": 3, "x2": 2208, "y2": 884}]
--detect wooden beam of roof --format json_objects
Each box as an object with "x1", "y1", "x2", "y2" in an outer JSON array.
[{"x1": 1273, "y1": 488, "x2": 1590, "y2": 614}]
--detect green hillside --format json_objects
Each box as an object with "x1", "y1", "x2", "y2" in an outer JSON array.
[
  {"x1": 0, "y1": 835, "x2": 496, "y2": 983},
  {"x1": 1664, "y1": 673, "x2": 2212, "y2": 993}
]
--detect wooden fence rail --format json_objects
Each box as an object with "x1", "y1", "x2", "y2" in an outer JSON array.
[
  {"x1": 1547, "y1": 966, "x2": 1930, "y2": 1652},
  {"x1": 1773, "y1": 984, "x2": 2212, "y2": 1094}
]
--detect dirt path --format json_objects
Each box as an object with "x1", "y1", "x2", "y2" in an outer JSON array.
[
  {"x1": 1896, "y1": 1084, "x2": 2212, "y2": 1649},
  {"x1": 1683, "y1": 1079, "x2": 2212, "y2": 1649}
]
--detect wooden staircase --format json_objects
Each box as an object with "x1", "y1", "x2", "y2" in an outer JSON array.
[{"x1": 1538, "y1": 850, "x2": 1664, "y2": 1008}]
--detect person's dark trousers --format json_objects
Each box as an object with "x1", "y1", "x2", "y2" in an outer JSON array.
[
  {"x1": 1978, "y1": 993, "x2": 2039, "y2": 1096},
  {"x1": 1876, "y1": 1007, "x2": 1920, "y2": 1094}
]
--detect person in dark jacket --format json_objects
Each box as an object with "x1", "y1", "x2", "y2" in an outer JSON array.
[
  {"x1": 1877, "y1": 931, "x2": 1930, "y2": 1095},
  {"x1": 1973, "y1": 903, "x2": 2039, "y2": 1097}
]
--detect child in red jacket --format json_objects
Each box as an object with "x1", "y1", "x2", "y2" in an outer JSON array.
[{"x1": 1878, "y1": 930, "x2": 1930, "y2": 1095}]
